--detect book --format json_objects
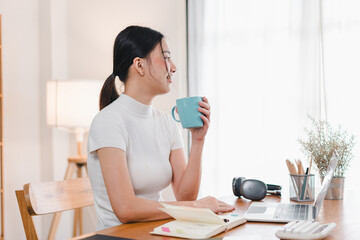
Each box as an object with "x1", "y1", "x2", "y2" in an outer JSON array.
[{"x1": 150, "y1": 203, "x2": 246, "y2": 239}]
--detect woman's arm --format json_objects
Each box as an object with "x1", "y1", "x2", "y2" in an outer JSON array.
[
  {"x1": 170, "y1": 97, "x2": 210, "y2": 201},
  {"x1": 169, "y1": 140, "x2": 203, "y2": 201},
  {"x1": 98, "y1": 147, "x2": 234, "y2": 224},
  {"x1": 97, "y1": 147, "x2": 169, "y2": 223}
]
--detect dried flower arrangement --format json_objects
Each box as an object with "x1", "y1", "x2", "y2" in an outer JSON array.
[{"x1": 298, "y1": 116, "x2": 355, "y2": 178}]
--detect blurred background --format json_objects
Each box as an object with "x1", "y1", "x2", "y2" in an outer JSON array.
[{"x1": 0, "y1": 0, "x2": 359, "y2": 239}]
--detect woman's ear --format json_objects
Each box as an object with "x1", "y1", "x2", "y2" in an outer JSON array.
[{"x1": 133, "y1": 57, "x2": 145, "y2": 76}]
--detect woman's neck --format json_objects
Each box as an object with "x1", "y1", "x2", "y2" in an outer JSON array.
[{"x1": 123, "y1": 71, "x2": 158, "y2": 105}]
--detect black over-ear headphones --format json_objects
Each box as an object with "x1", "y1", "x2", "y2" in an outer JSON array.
[{"x1": 232, "y1": 177, "x2": 282, "y2": 201}]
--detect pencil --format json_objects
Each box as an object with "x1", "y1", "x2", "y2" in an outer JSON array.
[
  {"x1": 299, "y1": 160, "x2": 305, "y2": 175},
  {"x1": 295, "y1": 160, "x2": 299, "y2": 175},
  {"x1": 286, "y1": 159, "x2": 300, "y2": 200}
]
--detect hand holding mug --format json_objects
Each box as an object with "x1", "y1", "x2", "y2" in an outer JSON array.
[
  {"x1": 190, "y1": 96, "x2": 210, "y2": 141},
  {"x1": 172, "y1": 96, "x2": 211, "y2": 141}
]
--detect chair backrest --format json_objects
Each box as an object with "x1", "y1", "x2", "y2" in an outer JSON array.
[{"x1": 16, "y1": 177, "x2": 94, "y2": 240}]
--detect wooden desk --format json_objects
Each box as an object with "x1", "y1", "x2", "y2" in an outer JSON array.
[{"x1": 76, "y1": 191, "x2": 360, "y2": 240}]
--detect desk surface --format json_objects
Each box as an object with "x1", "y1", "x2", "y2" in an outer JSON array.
[{"x1": 77, "y1": 190, "x2": 360, "y2": 240}]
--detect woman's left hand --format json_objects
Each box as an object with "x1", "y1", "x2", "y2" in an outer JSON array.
[{"x1": 190, "y1": 96, "x2": 211, "y2": 141}]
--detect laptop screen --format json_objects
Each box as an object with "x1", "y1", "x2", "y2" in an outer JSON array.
[{"x1": 313, "y1": 151, "x2": 339, "y2": 217}]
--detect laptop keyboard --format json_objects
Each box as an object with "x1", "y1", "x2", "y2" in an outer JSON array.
[{"x1": 274, "y1": 204, "x2": 309, "y2": 220}]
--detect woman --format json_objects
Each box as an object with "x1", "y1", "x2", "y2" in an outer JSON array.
[{"x1": 88, "y1": 26, "x2": 235, "y2": 230}]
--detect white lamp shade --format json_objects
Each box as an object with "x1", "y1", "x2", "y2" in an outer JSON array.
[{"x1": 47, "y1": 79, "x2": 103, "y2": 129}]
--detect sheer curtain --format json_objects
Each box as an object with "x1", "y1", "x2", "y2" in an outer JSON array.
[{"x1": 188, "y1": 0, "x2": 360, "y2": 197}]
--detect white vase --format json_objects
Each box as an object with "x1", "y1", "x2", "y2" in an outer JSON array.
[{"x1": 321, "y1": 177, "x2": 345, "y2": 200}]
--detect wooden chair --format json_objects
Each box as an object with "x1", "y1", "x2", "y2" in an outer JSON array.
[
  {"x1": 15, "y1": 177, "x2": 94, "y2": 240},
  {"x1": 49, "y1": 156, "x2": 88, "y2": 239}
]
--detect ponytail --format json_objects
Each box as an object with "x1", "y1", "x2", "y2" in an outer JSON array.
[{"x1": 99, "y1": 74, "x2": 119, "y2": 110}]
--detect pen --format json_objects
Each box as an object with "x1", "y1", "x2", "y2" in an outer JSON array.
[
  {"x1": 223, "y1": 219, "x2": 229, "y2": 223},
  {"x1": 300, "y1": 167, "x2": 309, "y2": 200},
  {"x1": 305, "y1": 157, "x2": 314, "y2": 200}
]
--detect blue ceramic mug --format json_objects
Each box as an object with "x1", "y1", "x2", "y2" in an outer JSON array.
[{"x1": 171, "y1": 96, "x2": 204, "y2": 129}]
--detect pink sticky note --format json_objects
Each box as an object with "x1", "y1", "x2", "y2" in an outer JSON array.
[{"x1": 161, "y1": 227, "x2": 170, "y2": 232}]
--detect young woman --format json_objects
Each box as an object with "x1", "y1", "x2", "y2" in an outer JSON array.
[{"x1": 87, "y1": 26, "x2": 235, "y2": 230}]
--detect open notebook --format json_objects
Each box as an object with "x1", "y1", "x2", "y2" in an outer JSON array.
[{"x1": 151, "y1": 203, "x2": 246, "y2": 239}]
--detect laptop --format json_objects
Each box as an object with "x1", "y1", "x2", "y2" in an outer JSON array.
[{"x1": 244, "y1": 152, "x2": 339, "y2": 223}]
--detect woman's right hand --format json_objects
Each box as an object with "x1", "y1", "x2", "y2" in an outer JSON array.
[{"x1": 194, "y1": 196, "x2": 235, "y2": 213}]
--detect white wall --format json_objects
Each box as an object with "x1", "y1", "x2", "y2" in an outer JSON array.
[
  {"x1": 66, "y1": 0, "x2": 188, "y2": 115},
  {"x1": 0, "y1": 0, "x2": 187, "y2": 239},
  {"x1": 0, "y1": 0, "x2": 43, "y2": 239}
]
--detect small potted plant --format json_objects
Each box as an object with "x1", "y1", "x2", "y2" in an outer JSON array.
[{"x1": 298, "y1": 116, "x2": 355, "y2": 199}]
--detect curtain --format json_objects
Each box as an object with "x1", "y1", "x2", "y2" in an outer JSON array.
[{"x1": 188, "y1": 0, "x2": 360, "y2": 197}]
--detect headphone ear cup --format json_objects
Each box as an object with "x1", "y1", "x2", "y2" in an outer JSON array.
[
  {"x1": 232, "y1": 178, "x2": 239, "y2": 197},
  {"x1": 232, "y1": 177, "x2": 245, "y2": 197},
  {"x1": 242, "y1": 179, "x2": 267, "y2": 201}
]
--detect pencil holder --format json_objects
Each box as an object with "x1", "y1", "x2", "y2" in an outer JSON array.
[{"x1": 289, "y1": 174, "x2": 315, "y2": 202}]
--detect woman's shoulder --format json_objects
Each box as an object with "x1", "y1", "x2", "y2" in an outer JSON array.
[
  {"x1": 91, "y1": 101, "x2": 125, "y2": 128},
  {"x1": 94, "y1": 104, "x2": 119, "y2": 120}
]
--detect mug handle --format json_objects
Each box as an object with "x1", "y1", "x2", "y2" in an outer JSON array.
[{"x1": 171, "y1": 106, "x2": 181, "y2": 122}]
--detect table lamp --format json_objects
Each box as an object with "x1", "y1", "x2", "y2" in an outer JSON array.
[
  {"x1": 46, "y1": 79, "x2": 103, "y2": 159},
  {"x1": 46, "y1": 79, "x2": 103, "y2": 238}
]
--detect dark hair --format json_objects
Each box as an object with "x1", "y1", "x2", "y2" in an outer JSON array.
[{"x1": 99, "y1": 26, "x2": 164, "y2": 110}]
